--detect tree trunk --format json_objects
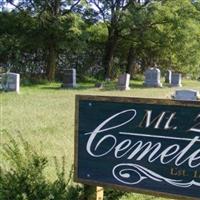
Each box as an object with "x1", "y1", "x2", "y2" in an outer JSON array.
[
  {"x1": 46, "y1": 43, "x2": 57, "y2": 81},
  {"x1": 126, "y1": 46, "x2": 139, "y2": 78},
  {"x1": 126, "y1": 46, "x2": 135, "y2": 74},
  {"x1": 103, "y1": 28, "x2": 118, "y2": 80}
]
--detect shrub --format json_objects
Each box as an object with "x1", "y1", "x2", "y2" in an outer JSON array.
[
  {"x1": 104, "y1": 189, "x2": 128, "y2": 200},
  {"x1": 0, "y1": 134, "x2": 83, "y2": 200},
  {"x1": 132, "y1": 74, "x2": 144, "y2": 81},
  {"x1": 0, "y1": 134, "x2": 128, "y2": 200}
]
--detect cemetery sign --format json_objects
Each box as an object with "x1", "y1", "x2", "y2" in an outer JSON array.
[{"x1": 74, "y1": 95, "x2": 200, "y2": 200}]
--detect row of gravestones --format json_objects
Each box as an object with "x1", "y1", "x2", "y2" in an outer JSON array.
[
  {"x1": 0, "y1": 69, "x2": 76, "y2": 93},
  {"x1": 0, "y1": 69, "x2": 77, "y2": 93},
  {"x1": 0, "y1": 69, "x2": 75, "y2": 93},
  {"x1": 0, "y1": 68, "x2": 181, "y2": 92},
  {"x1": 117, "y1": 72, "x2": 199, "y2": 100},
  {"x1": 117, "y1": 68, "x2": 181, "y2": 90},
  {"x1": 144, "y1": 68, "x2": 182, "y2": 87},
  {"x1": 62, "y1": 68, "x2": 199, "y2": 101},
  {"x1": 1, "y1": 69, "x2": 199, "y2": 101}
]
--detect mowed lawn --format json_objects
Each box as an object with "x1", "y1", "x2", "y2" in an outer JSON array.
[{"x1": 1, "y1": 79, "x2": 200, "y2": 200}]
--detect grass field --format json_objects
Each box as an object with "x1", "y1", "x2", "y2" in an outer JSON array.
[{"x1": 1, "y1": 79, "x2": 200, "y2": 200}]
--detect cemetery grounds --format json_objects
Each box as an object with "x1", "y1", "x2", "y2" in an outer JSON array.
[{"x1": 1, "y1": 79, "x2": 200, "y2": 200}]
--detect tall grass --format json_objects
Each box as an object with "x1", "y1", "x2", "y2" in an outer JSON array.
[
  {"x1": 1, "y1": 79, "x2": 199, "y2": 199},
  {"x1": 0, "y1": 134, "x2": 83, "y2": 200}
]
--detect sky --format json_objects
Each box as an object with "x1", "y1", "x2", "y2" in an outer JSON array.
[
  {"x1": 1, "y1": 0, "x2": 148, "y2": 11},
  {"x1": 1, "y1": 0, "x2": 18, "y2": 11}
]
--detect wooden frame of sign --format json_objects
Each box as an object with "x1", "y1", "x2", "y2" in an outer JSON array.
[{"x1": 74, "y1": 95, "x2": 200, "y2": 200}]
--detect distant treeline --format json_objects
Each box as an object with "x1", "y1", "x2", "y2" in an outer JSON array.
[{"x1": 0, "y1": 0, "x2": 200, "y2": 81}]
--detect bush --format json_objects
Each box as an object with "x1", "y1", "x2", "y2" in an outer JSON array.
[
  {"x1": 21, "y1": 77, "x2": 49, "y2": 86},
  {"x1": 0, "y1": 134, "x2": 128, "y2": 200},
  {"x1": 104, "y1": 189, "x2": 128, "y2": 200},
  {"x1": 0, "y1": 134, "x2": 83, "y2": 200},
  {"x1": 132, "y1": 73, "x2": 144, "y2": 81}
]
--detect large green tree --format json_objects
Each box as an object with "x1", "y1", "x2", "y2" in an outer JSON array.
[
  {"x1": 3, "y1": 0, "x2": 83, "y2": 80},
  {"x1": 117, "y1": 0, "x2": 200, "y2": 77},
  {"x1": 86, "y1": 0, "x2": 139, "y2": 79},
  {"x1": 1, "y1": 0, "x2": 200, "y2": 80}
]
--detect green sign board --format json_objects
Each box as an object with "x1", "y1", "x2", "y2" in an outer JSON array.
[{"x1": 74, "y1": 95, "x2": 200, "y2": 200}]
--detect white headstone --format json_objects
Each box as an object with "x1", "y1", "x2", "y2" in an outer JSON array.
[
  {"x1": 172, "y1": 89, "x2": 200, "y2": 101},
  {"x1": 62, "y1": 68, "x2": 76, "y2": 88},
  {"x1": 117, "y1": 73, "x2": 130, "y2": 90},
  {"x1": 144, "y1": 68, "x2": 162, "y2": 87},
  {"x1": 171, "y1": 73, "x2": 182, "y2": 87},
  {"x1": 1, "y1": 73, "x2": 20, "y2": 93}
]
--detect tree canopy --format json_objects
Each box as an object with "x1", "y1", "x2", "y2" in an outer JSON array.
[{"x1": 0, "y1": 0, "x2": 200, "y2": 80}]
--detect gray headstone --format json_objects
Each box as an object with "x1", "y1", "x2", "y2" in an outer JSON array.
[
  {"x1": 171, "y1": 73, "x2": 182, "y2": 87},
  {"x1": 144, "y1": 68, "x2": 162, "y2": 87},
  {"x1": 1, "y1": 73, "x2": 20, "y2": 93},
  {"x1": 117, "y1": 73, "x2": 130, "y2": 90},
  {"x1": 62, "y1": 69, "x2": 76, "y2": 88},
  {"x1": 165, "y1": 70, "x2": 172, "y2": 84},
  {"x1": 172, "y1": 89, "x2": 200, "y2": 101}
]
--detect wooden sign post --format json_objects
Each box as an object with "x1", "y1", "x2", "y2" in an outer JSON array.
[
  {"x1": 83, "y1": 185, "x2": 104, "y2": 200},
  {"x1": 96, "y1": 187, "x2": 104, "y2": 200},
  {"x1": 74, "y1": 95, "x2": 200, "y2": 200}
]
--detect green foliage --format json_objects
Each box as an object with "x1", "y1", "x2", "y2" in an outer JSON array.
[
  {"x1": 1, "y1": 0, "x2": 200, "y2": 80},
  {"x1": 1, "y1": 81, "x2": 200, "y2": 200},
  {"x1": 86, "y1": 22, "x2": 107, "y2": 43},
  {"x1": 20, "y1": 77, "x2": 49, "y2": 86},
  {"x1": 132, "y1": 74, "x2": 144, "y2": 81},
  {"x1": 0, "y1": 133, "x2": 130, "y2": 200},
  {"x1": 0, "y1": 134, "x2": 83, "y2": 200},
  {"x1": 120, "y1": 0, "x2": 200, "y2": 73},
  {"x1": 104, "y1": 189, "x2": 128, "y2": 200}
]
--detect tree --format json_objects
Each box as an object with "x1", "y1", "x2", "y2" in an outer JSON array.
[
  {"x1": 1, "y1": 0, "x2": 200, "y2": 81},
  {"x1": 4, "y1": 0, "x2": 83, "y2": 81},
  {"x1": 119, "y1": 0, "x2": 200, "y2": 76},
  {"x1": 86, "y1": 0, "x2": 137, "y2": 79}
]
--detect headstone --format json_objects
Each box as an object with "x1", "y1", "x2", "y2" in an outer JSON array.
[
  {"x1": 1, "y1": 73, "x2": 20, "y2": 93},
  {"x1": 117, "y1": 73, "x2": 130, "y2": 90},
  {"x1": 172, "y1": 89, "x2": 200, "y2": 101},
  {"x1": 144, "y1": 68, "x2": 162, "y2": 87},
  {"x1": 62, "y1": 69, "x2": 76, "y2": 88},
  {"x1": 170, "y1": 72, "x2": 182, "y2": 87},
  {"x1": 165, "y1": 70, "x2": 172, "y2": 84}
]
